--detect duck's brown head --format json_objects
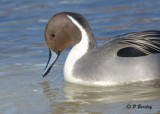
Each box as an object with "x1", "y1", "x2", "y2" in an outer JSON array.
[
  {"x1": 45, "y1": 12, "x2": 82, "y2": 52},
  {"x1": 43, "y1": 12, "x2": 85, "y2": 77}
]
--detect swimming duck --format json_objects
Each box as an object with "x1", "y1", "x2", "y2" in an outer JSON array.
[{"x1": 43, "y1": 12, "x2": 160, "y2": 86}]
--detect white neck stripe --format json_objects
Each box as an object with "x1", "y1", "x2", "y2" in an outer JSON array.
[
  {"x1": 64, "y1": 15, "x2": 89, "y2": 83},
  {"x1": 67, "y1": 15, "x2": 89, "y2": 54}
]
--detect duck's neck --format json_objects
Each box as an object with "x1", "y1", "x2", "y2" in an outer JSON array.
[{"x1": 64, "y1": 15, "x2": 97, "y2": 81}]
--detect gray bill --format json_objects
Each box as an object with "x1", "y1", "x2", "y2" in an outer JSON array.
[{"x1": 43, "y1": 49, "x2": 61, "y2": 77}]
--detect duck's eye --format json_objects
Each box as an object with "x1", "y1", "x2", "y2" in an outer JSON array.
[{"x1": 52, "y1": 34, "x2": 55, "y2": 38}]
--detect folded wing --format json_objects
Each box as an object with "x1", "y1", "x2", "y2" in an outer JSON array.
[{"x1": 106, "y1": 30, "x2": 160, "y2": 57}]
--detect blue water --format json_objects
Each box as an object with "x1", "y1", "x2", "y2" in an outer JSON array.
[{"x1": 0, "y1": 0, "x2": 160, "y2": 113}]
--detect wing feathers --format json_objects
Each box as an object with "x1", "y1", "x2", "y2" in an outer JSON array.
[
  {"x1": 117, "y1": 30, "x2": 160, "y2": 55},
  {"x1": 114, "y1": 30, "x2": 160, "y2": 57}
]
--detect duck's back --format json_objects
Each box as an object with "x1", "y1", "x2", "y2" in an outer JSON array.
[{"x1": 71, "y1": 30, "x2": 160, "y2": 86}]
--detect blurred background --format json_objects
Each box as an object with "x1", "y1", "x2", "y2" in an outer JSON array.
[{"x1": 0, "y1": 0, "x2": 160, "y2": 113}]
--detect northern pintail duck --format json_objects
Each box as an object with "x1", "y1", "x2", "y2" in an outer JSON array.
[{"x1": 43, "y1": 12, "x2": 160, "y2": 86}]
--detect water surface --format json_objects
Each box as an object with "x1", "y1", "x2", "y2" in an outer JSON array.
[{"x1": 0, "y1": 0, "x2": 160, "y2": 113}]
